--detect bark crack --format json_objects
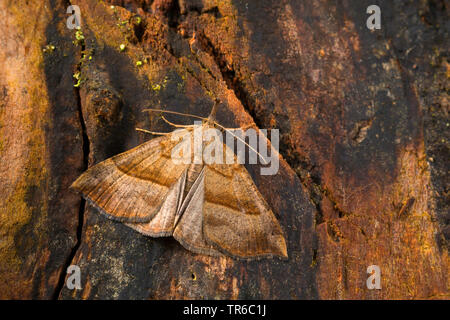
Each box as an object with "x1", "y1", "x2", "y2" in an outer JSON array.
[{"x1": 53, "y1": 16, "x2": 89, "y2": 299}]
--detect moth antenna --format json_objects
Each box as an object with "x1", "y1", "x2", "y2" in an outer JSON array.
[
  {"x1": 143, "y1": 108, "x2": 208, "y2": 121},
  {"x1": 136, "y1": 128, "x2": 170, "y2": 135},
  {"x1": 143, "y1": 108, "x2": 269, "y2": 164},
  {"x1": 161, "y1": 115, "x2": 195, "y2": 128},
  {"x1": 213, "y1": 121, "x2": 269, "y2": 165}
]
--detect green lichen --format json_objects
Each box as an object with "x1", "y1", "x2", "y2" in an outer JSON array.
[
  {"x1": 75, "y1": 29, "x2": 84, "y2": 41},
  {"x1": 73, "y1": 71, "x2": 81, "y2": 87},
  {"x1": 42, "y1": 44, "x2": 55, "y2": 53},
  {"x1": 116, "y1": 19, "x2": 128, "y2": 28},
  {"x1": 162, "y1": 76, "x2": 169, "y2": 88},
  {"x1": 73, "y1": 28, "x2": 85, "y2": 46}
]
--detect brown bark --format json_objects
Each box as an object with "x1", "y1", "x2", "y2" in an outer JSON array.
[{"x1": 0, "y1": 0, "x2": 448, "y2": 299}]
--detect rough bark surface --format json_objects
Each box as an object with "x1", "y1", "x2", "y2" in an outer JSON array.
[{"x1": 0, "y1": 0, "x2": 448, "y2": 299}]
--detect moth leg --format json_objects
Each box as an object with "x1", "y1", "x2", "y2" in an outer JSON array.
[
  {"x1": 143, "y1": 108, "x2": 208, "y2": 120},
  {"x1": 161, "y1": 115, "x2": 195, "y2": 128},
  {"x1": 135, "y1": 128, "x2": 170, "y2": 135},
  {"x1": 219, "y1": 123, "x2": 254, "y2": 131}
]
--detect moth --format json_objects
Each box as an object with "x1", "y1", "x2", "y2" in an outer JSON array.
[{"x1": 71, "y1": 102, "x2": 287, "y2": 259}]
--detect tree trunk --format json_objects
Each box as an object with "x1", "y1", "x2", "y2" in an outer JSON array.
[{"x1": 0, "y1": 0, "x2": 448, "y2": 299}]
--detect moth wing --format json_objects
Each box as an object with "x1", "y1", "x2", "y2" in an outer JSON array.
[
  {"x1": 203, "y1": 162, "x2": 288, "y2": 259},
  {"x1": 71, "y1": 130, "x2": 191, "y2": 223},
  {"x1": 125, "y1": 169, "x2": 187, "y2": 236},
  {"x1": 173, "y1": 167, "x2": 223, "y2": 257}
]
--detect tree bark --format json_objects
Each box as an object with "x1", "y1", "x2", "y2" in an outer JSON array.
[{"x1": 0, "y1": 0, "x2": 448, "y2": 299}]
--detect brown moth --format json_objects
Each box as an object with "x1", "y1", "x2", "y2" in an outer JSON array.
[{"x1": 71, "y1": 103, "x2": 287, "y2": 259}]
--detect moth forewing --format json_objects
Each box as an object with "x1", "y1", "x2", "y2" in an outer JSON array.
[
  {"x1": 170, "y1": 127, "x2": 194, "y2": 165},
  {"x1": 124, "y1": 169, "x2": 187, "y2": 237},
  {"x1": 71, "y1": 135, "x2": 189, "y2": 223},
  {"x1": 202, "y1": 159, "x2": 288, "y2": 259}
]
